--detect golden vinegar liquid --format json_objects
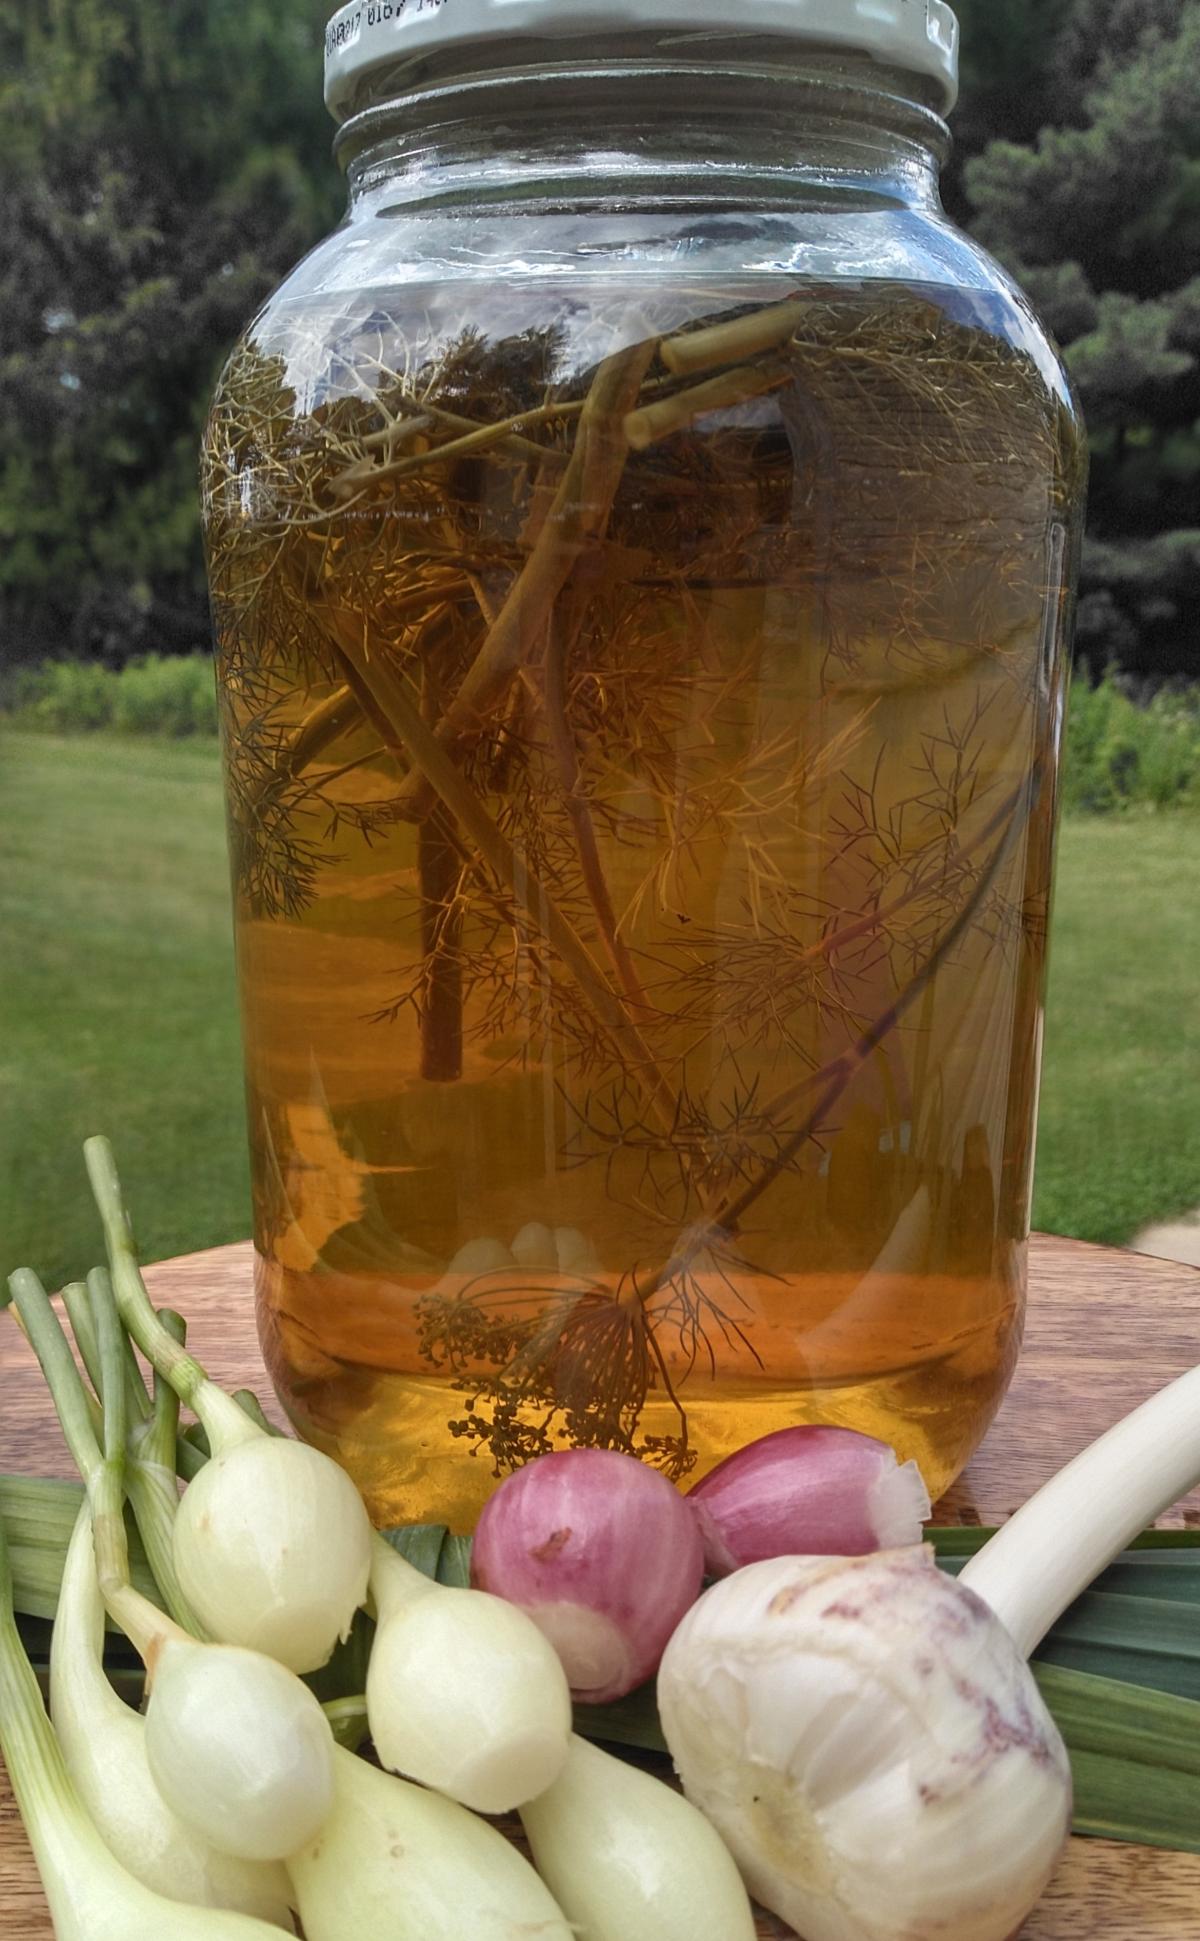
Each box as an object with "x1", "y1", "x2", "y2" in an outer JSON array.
[{"x1": 205, "y1": 279, "x2": 1082, "y2": 1525}]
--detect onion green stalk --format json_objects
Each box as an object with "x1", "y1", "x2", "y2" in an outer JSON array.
[
  {"x1": 958, "y1": 1362, "x2": 1200, "y2": 1656},
  {"x1": 366, "y1": 1534, "x2": 573, "y2": 1812},
  {"x1": 286, "y1": 1746, "x2": 574, "y2": 1941},
  {"x1": 58, "y1": 1281, "x2": 107, "y2": 1406},
  {"x1": 520, "y1": 1733, "x2": 757, "y2": 1941},
  {"x1": 60, "y1": 1275, "x2": 151, "y2": 1432},
  {"x1": 0, "y1": 1510, "x2": 291, "y2": 1941},
  {"x1": 83, "y1": 1137, "x2": 372, "y2": 1673},
  {"x1": 0, "y1": 1473, "x2": 160, "y2": 1623},
  {"x1": 123, "y1": 1298, "x2": 207, "y2": 1633},
  {"x1": 1033, "y1": 1662, "x2": 1200, "y2": 1852},
  {"x1": 59, "y1": 1272, "x2": 206, "y2": 1634},
  {"x1": 7, "y1": 1264, "x2": 336, "y2": 1866}
]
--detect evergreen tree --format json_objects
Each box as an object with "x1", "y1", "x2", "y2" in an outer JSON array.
[
  {"x1": 0, "y1": 0, "x2": 336, "y2": 664},
  {"x1": 960, "y1": 0, "x2": 1200, "y2": 677},
  {"x1": 945, "y1": 0, "x2": 1078, "y2": 215}
]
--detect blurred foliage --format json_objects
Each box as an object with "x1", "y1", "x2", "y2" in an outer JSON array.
[
  {"x1": 4, "y1": 652, "x2": 218, "y2": 736},
  {"x1": 0, "y1": 0, "x2": 1197, "y2": 678},
  {"x1": 1061, "y1": 667, "x2": 1200, "y2": 811},
  {"x1": 0, "y1": 0, "x2": 339, "y2": 665}
]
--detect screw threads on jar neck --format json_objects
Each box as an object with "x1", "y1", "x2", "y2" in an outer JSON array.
[{"x1": 338, "y1": 42, "x2": 950, "y2": 214}]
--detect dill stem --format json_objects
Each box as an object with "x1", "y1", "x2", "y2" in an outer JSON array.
[
  {"x1": 542, "y1": 596, "x2": 674, "y2": 1100},
  {"x1": 416, "y1": 652, "x2": 466, "y2": 1083},
  {"x1": 319, "y1": 340, "x2": 684, "y2": 1125},
  {"x1": 422, "y1": 398, "x2": 576, "y2": 463},
  {"x1": 240, "y1": 668, "x2": 398, "y2": 822},
  {"x1": 382, "y1": 340, "x2": 656, "y2": 818},
  {"x1": 418, "y1": 811, "x2": 465, "y2": 1082},
  {"x1": 660, "y1": 298, "x2": 804, "y2": 376},
  {"x1": 271, "y1": 682, "x2": 358, "y2": 779},
  {"x1": 358, "y1": 411, "x2": 433, "y2": 450},
  {"x1": 645, "y1": 763, "x2": 1043, "y2": 1300},
  {"x1": 624, "y1": 361, "x2": 789, "y2": 450},
  {"x1": 335, "y1": 393, "x2": 587, "y2": 492},
  {"x1": 769, "y1": 768, "x2": 1045, "y2": 1092},
  {"x1": 325, "y1": 636, "x2": 680, "y2": 1131}
]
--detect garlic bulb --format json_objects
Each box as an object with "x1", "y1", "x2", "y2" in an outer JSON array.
[
  {"x1": 658, "y1": 1549, "x2": 1072, "y2": 1941},
  {"x1": 173, "y1": 1436, "x2": 372, "y2": 1674}
]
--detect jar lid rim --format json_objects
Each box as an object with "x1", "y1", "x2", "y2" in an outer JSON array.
[{"x1": 323, "y1": 1, "x2": 961, "y2": 123}]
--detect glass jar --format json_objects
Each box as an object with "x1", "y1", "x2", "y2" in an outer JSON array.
[{"x1": 203, "y1": 0, "x2": 1086, "y2": 1527}]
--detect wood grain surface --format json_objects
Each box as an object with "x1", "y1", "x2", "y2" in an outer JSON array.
[{"x1": 2, "y1": 1233, "x2": 1199, "y2": 1937}]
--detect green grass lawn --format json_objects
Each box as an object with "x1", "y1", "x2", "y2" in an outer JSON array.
[
  {"x1": 0, "y1": 732, "x2": 248, "y2": 1289},
  {"x1": 1, "y1": 730, "x2": 1197, "y2": 1286},
  {"x1": 1032, "y1": 811, "x2": 1200, "y2": 1247}
]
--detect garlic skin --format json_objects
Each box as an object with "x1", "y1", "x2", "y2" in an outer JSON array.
[
  {"x1": 658, "y1": 1549, "x2": 1072, "y2": 1941},
  {"x1": 173, "y1": 1437, "x2": 372, "y2": 1674},
  {"x1": 510, "y1": 1222, "x2": 558, "y2": 1268},
  {"x1": 447, "y1": 1237, "x2": 515, "y2": 1278}
]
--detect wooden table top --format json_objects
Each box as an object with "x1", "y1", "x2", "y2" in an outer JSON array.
[{"x1": 2, "y1": 1232, "x2": 1200, "y2": 1937}]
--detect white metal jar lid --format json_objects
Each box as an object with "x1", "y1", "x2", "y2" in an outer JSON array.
[{"x1": 324, "y1": 0, "x2": 961, "y2": 123}]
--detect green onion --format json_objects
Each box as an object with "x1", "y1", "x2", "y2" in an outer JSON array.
[
  {"x1": 50, "y1": 1503, "x2": 293, "y2": 1924},
  {"x1": 520, "y1": 1733, "x2": 757, "y2": 1941},
  {"x1": 0, "y1": 1510, "x2": 291, "y2": 1939},
  {"x1": 7, "y1": 1264, "x2": 337, "y2": 1868},
  {"x1": 365, "y1": 1530, "x2": 573, "y2": 1813},
  {"x1": 16, "y1": 1496, "x2": 1200, "y2": 1854},
  {"x1": 286, "y1": 1745, "x2": 574, "y2": 1941},
  {"x1": 82, "y1": 1139, "x2": 373, "y2": 1676}
]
